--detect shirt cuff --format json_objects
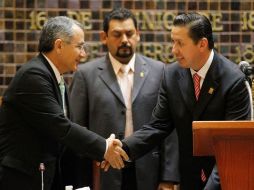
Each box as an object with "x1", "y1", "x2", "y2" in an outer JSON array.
[{"x1": 103, "y1": 139, "x2": 108, "y2": 158}]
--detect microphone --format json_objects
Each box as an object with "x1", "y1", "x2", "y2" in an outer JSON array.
[
  {"x1": 239, "y1": 61, "x2": 253, "y2": 87},
  {"x1": 239, "y1": 61, "x2": 254, "y2": 77},
  {"x1": 39, "y1": 163, "x2": 45, "y2": 190},
  {"x1": 239, "y1": 61, "x2": 254, "y2": 120}
]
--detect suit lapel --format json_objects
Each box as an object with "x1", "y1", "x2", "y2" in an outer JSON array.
[
  {"x1": 99, "y1": 55, "x2": 125, "y2": 105},
  {"x1": 38, "y1": 54, "x2": 62, "y2": 105},
  {"x1": 193, "y1": 55, "x2": 220, "y2": 120},
  {"x1": 132, "y1": 55, "x2": 148, "y2": 103},
  {"x1": 178, "y1": 69, "x2": 196, "y2": 113}
]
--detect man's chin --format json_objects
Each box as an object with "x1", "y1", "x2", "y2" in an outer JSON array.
[
  {"x1": 116, "y1": 56, "x2": 132, "y2": 64},
  {"x1": 71, "y1": 65, "x2": 78, "y2": 72},
  {"x1": 117, "y1": 53, "x2": 132, "y2": 58},
  {"x1": 119, "y1": 56, "x2": 131, "y2": 60},
  {"x1": 177, "y1": 60, "x2": 188, "y2": 68},
  {"x1": 117, "y1": 51, "x2": 134, "y2": 58}
]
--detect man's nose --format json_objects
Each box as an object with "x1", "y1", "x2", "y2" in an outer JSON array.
[
  {"x1": 121, "y1": 34, "x2": 128, "y2": 43},
  {"x1": 172, "y1": 44, "x2": 178, "y2": 55},
  {"x1": 80, "y1": 49, "x2": 87, "y2": 58}
]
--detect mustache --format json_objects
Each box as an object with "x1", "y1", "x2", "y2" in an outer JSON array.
[{"x1": 118, "y1": 44, "x2": 131, "y2": 49}]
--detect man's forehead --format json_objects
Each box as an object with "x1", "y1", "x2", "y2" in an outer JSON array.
[
  {"x1": 171, "y1": 26, "x2": 189, "y2": 38},
  {"x1": 71, "y1": 27, "x2": 85, "y2": 42},
  {"x1": 109, "y1": 19, "x2": 135, "y2": 29}
]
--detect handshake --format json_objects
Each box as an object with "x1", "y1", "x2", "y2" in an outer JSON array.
[{"x1": 101, "y1": 134, "x2": 129, "y2": 171}]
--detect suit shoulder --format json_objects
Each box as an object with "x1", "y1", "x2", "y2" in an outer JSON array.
[
  {"x1": 77, "y1": 56, "x2": 106, "y2": 71},
  {"x1": 139, "y1": 55, "x2": 164, "y2": 66},
  {"x1": 16, "y1": 56, "x2": 51, "y2": 77},
  {"x1": 165, "y1": 62, "x2": 181, "y2": 73},
  {"x1": 216, "y1": 54, "x2": 244, "y2": 79}
]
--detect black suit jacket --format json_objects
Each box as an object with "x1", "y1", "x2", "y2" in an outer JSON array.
[
  {"x1": 0, "y1": 54, "x2": 106, "y2": 190},
  {"x1": 63, "y1": 54, "x2": 180, "y2": 190},
  {"x1": 123, "y1": 51, "x2": 251, "y2": 190}
]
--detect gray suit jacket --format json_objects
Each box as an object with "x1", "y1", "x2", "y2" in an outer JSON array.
[
  {"x1": 65, "y1": 54, "x2": 180, "y2": 190},
  {"x1": 123, "y1": 51, "x2": 251, "y2": 190}
]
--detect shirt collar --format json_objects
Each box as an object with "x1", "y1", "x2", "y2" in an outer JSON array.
[
  {"x1": 42, "y1": 53, "x2": 62, "y2": 84},
  {"x1": 109, "y1": 53, "x2": 135, "y2": 75},
  {"x1": 190, "y1": 49, "x2": 214, "y2": 79}
]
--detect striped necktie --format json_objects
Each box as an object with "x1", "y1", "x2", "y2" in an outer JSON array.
[
  {"x1": 193, "y1": 73, "x2": 207, "y2": 182},
  {"x1": 193, "y1": 73, "x2": 201, "y2": 101}
]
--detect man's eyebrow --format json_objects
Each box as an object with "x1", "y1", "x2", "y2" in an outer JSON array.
[{"x1": 76, "y1": 42, "x2": 85, "y2": 45}]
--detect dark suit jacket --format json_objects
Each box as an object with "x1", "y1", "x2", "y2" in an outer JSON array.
[
  {"x1": 123, "y1": 51, "x2": 251, "y2": 190},
  {"x1": 64, "y1": 54, "x2": 180, "y2": 190},
  {"x1": 0, "y1": 54, "x2": 106, "y2": 190}
]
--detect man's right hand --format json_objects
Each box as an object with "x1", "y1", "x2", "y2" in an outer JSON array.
[{"x1": 103, "y1": 134, "x2": 129, "y2": 170}]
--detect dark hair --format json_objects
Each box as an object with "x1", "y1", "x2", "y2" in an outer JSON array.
[
  {"x1": 103, "y1": 8, "x2": 138, "y2": 33},
  {"x1": 38, "y1": 16, "x2": 83, "y2": 53},
  {"x1": 173, "y1": 12, "x2": 214, "y2": 49}
]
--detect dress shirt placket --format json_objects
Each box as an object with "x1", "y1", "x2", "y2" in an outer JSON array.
[{"x1": 119, "y1": 65, "x2": 133, "y2": 137}]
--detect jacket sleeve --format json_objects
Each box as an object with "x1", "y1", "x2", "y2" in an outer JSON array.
[
  {"x1": 15, "y1": 68, "x2": 106, "y2": 161},
  {"x1": 160, "y1": 129, "x2": 180, "y2": 183},
  {"x1": 224, "y1": 77, "x2": 251, "y2": 120}
]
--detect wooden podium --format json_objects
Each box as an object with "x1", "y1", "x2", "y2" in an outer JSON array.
[{"x1": 193, "y1": 121, "x2": 254, "y2": 190}]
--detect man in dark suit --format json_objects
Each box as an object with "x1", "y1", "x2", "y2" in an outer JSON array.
[
  {"x1": 0, "y1": 16, "x2": 128, "y2": 190},
  {"x1": 117, "y1": 13, "x2": 251, "y2": 190},
  {"x1": 65, "y1": 8, "x2": 179, "y2": 190}
]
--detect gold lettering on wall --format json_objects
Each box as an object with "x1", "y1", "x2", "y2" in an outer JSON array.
[
  {"x1": 242, "y1": 11, "x2": 254, "y2": 30},
  {"x1": 242, "y1": 45, "x2": 254, "y2": 63},
  {"x1": 242, "y1": 12, "x2": 248, "y2": 30},
  {"x1": 231, "y1": 45, "x2": 254, "y2": 64},
  {"x1": 29, "y1": 11, "x2": 92, "y2": 30},
  {"x1": 137, "y1": 11, "x2": 224, "y2": 31},
  {"x1": 29, "y1": 11, "x2": 47, "y2": 30},
  {"x1": 211, "y1": 13, "x2": 223, "y2": 31},
  {"x1": 136, "y1": 12, "x2": 160, "y2": 30},
  {"x1": 200, "y1": 12, "x2": 223, "y2": 31},
  {"x1": 136, "y1": 11, "x2": 176, "y2": 31},
  {"x1": 27, "y1": 10, "x2": 254, "y2": 64},
  {"x1": 137, "y1": 43, "x2": 174, "y2": 63},
  {"x1": 163, "y1": 12, "x2": 176, "y2": 31},
  {"x1": 67, "y1": 11, "x2": 92, "y2": 29},
  {"x1": 29, "y1": 10, "x2": 254, "y2": 32},
  {"x1": 84, "y1": 43, "x2": 254, "y2": 64},
  {"x1": 234, "y1": 46, "x2": 242, "y2": 64}
]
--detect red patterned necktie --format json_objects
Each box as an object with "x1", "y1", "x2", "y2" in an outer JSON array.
[
  {"x1": 193, "y1": 73, "x2": 201, "y2": 101},
  {"x1": 201, "y1": 168, "x2": 207, "y2": 182},
  {"x1": 194, "y1": 73, "x2": 207, "y2": 183}
]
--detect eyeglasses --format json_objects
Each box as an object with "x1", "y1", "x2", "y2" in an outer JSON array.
[
  {"x1": 64, "y1": 40, "x2": 88, "y2": 52},
  {"x1": 74, "y1": 44, "x2": 88, "y2": 52},
  {"x1": 75, "y1": 44, "x2": 88, "y2": 52}
]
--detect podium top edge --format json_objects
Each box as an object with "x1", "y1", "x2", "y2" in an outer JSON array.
[{"x1": 193, "y1": 120, "x2": 254, "y2": 129}]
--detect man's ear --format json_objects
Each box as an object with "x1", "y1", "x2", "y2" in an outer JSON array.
[
  {"x1": 55, "y1": 39, "x2": 64, "y2": 54},
  {"x1": 136, "y1": 29, "x2": 140, "y2": 42},
  {"x1": 100, "y1": 31, "x2": 107, "y2": 45},
  {"x1": 199, "y1": 37, "x2": 208, "y2": 52}
]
